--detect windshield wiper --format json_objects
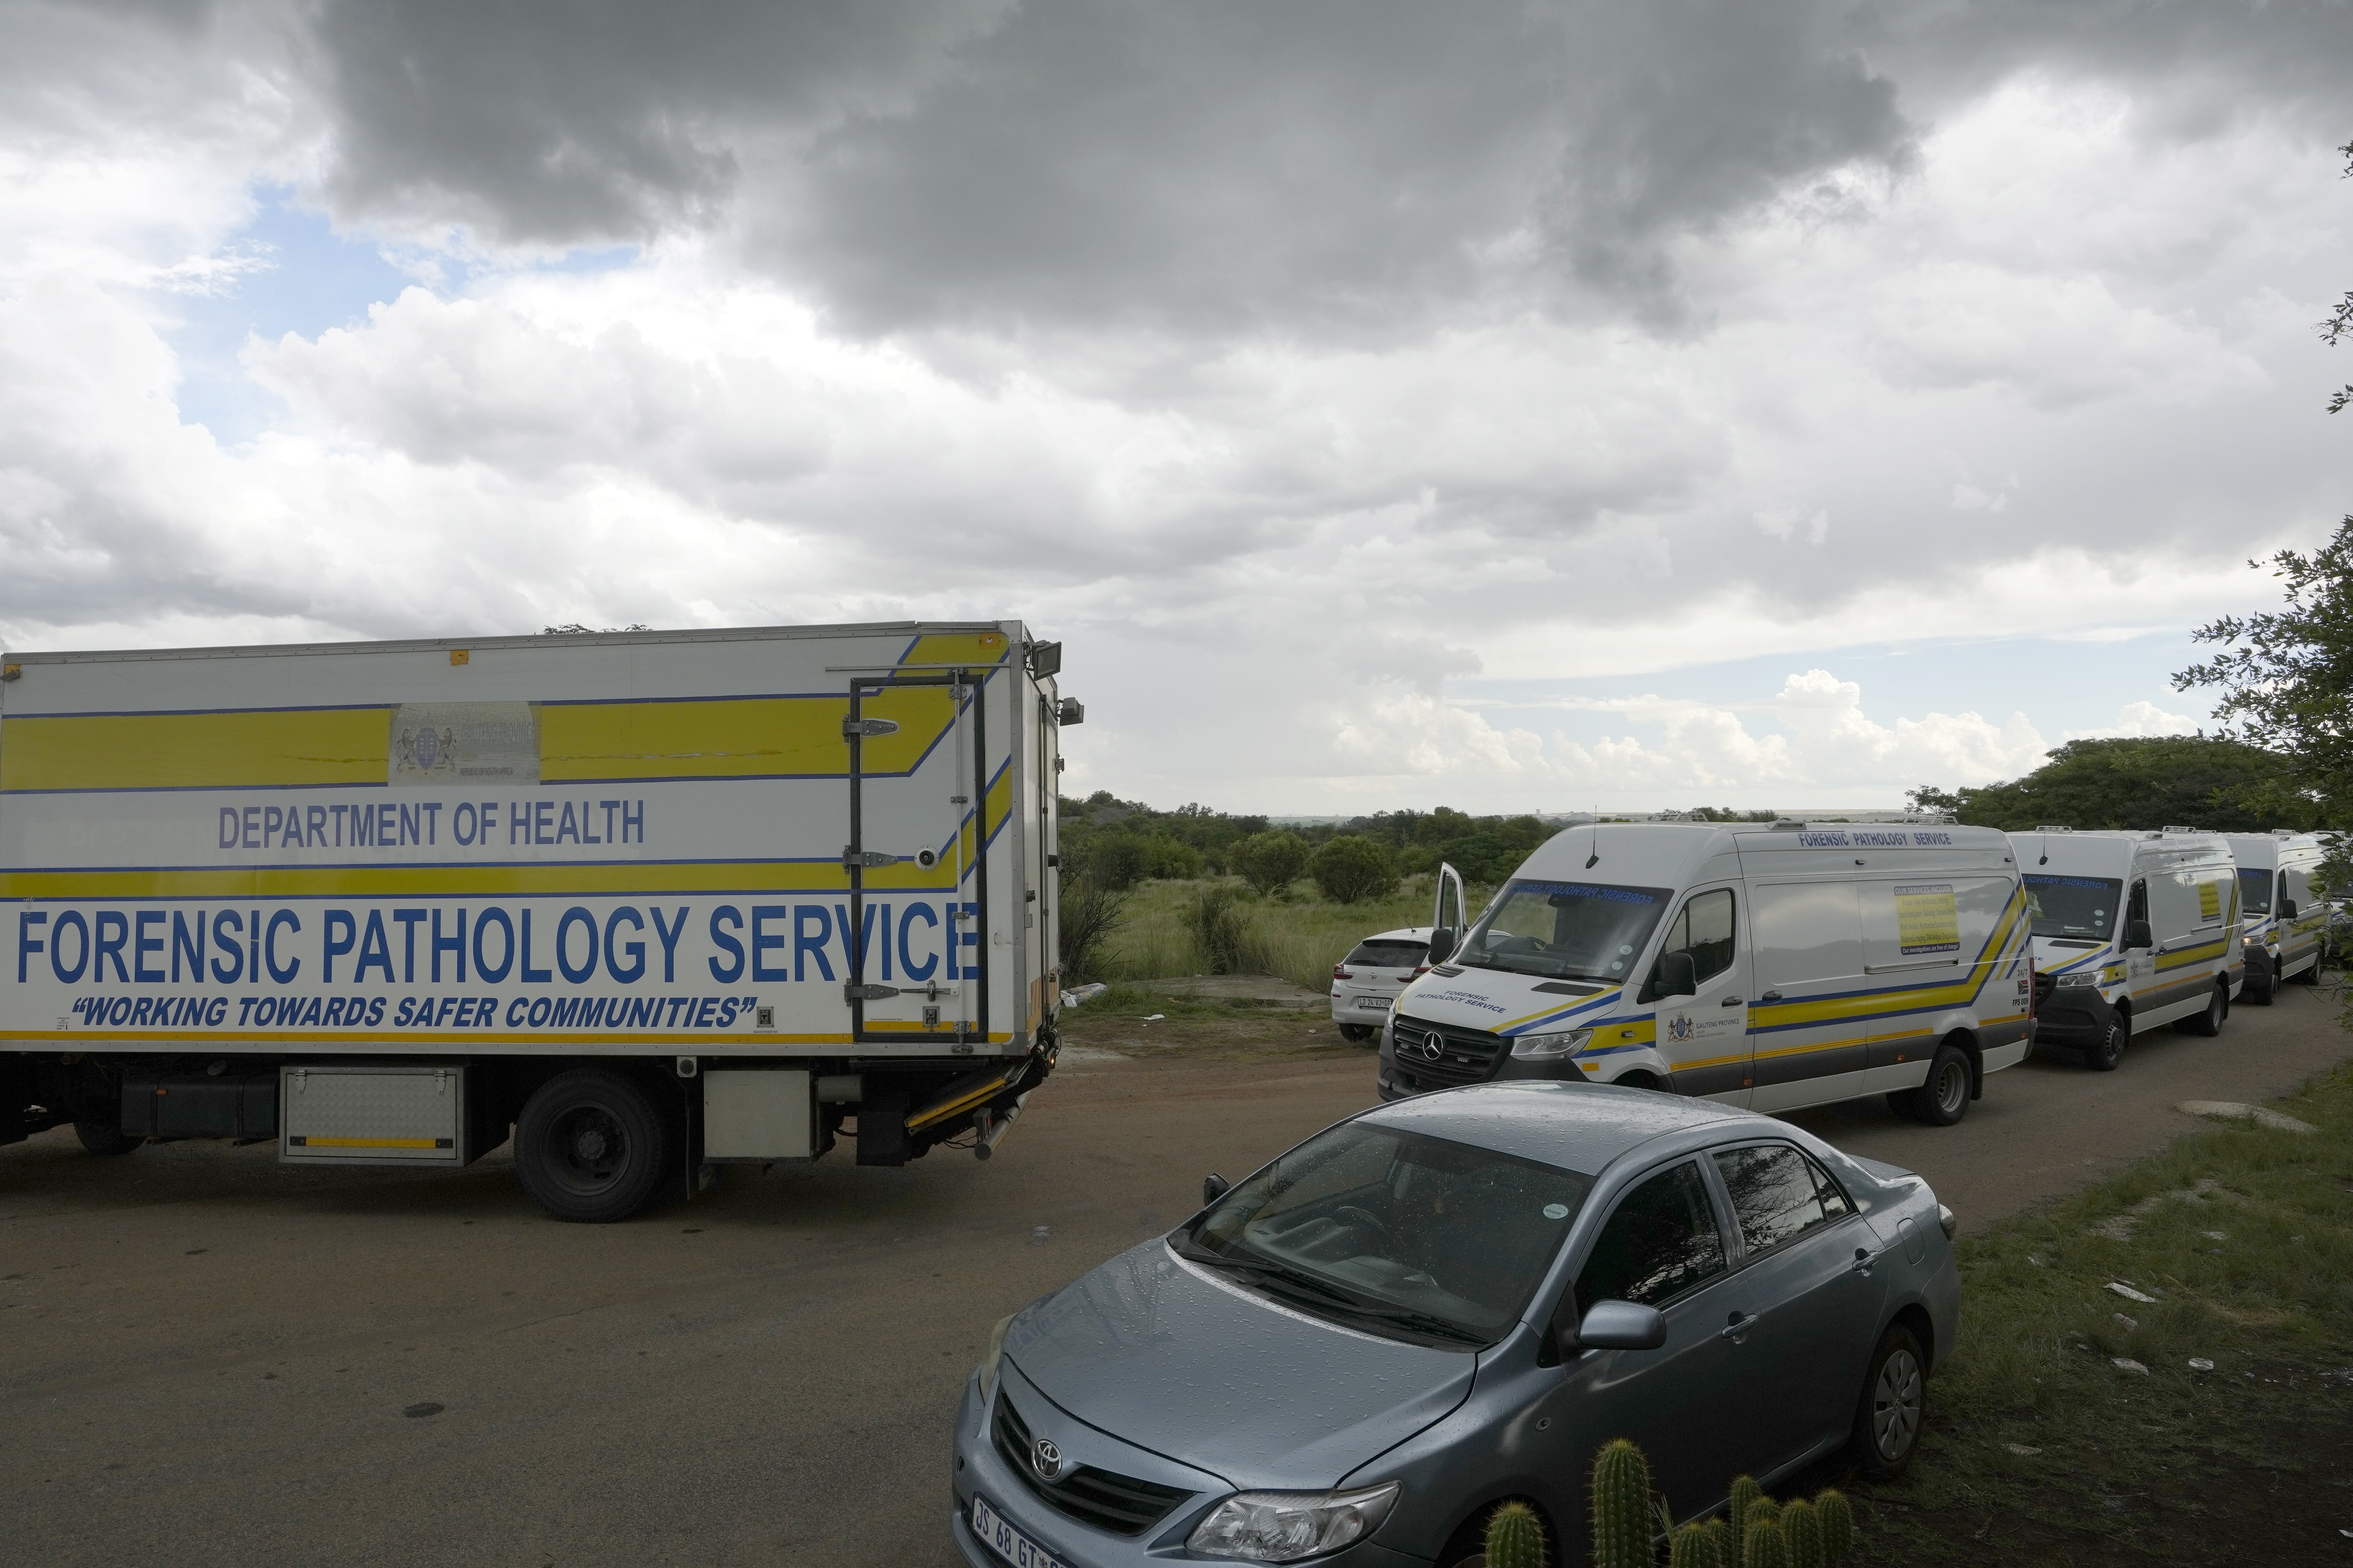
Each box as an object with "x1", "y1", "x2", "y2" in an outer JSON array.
[{"x1": 1185, "y1": 1248, "x2": 1487, "y2": 1345}]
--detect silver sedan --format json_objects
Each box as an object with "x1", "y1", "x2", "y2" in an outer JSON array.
[{"x1": 949, "y1": 1081, "x2": 1958, "y2": 1568}]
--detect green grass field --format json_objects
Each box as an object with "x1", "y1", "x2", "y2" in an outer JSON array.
[{"x1": 1088, "y1": 872, "x2": 1491, "y2": 991}]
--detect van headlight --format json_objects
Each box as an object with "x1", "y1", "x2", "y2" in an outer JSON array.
[
  {"x1": 1510, "y1": 1027, "x2": 1593, "y2": 1059},
  {"x1": 975, "y1": 1312, "x2": 1014, "y2": 1404},
  {"x1": 1187, "y1": 1482, "x2": 1400, "y2": 1562}
]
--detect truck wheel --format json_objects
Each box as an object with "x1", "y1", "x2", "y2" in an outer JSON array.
[
  {"x1": 75, "y1": 1120, "x2": 144, "y2": 1157},
  {"x1": 2173, "y1": 984, "x2": 2225, "y2": 1037},
  {"x1": 1894, "y1": 1044, "x2": 1971, "y2": 1127},
  {"x1": 514, "y1": 1069, "x2": 676, "y2": 1223},
  {"x1": 2085, "y1": 1015, "x2": 2126, "y2": 1072}
]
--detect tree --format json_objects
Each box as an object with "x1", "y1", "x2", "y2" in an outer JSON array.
[
  {"x1": 2325, "y1": 137, "x2": 2352, "y2": 415},
  {"x1": 1229, "y1": 830, "x2": 1311, "y2": 895},
  {"x1": 1310, "y1": 835, "x2": 1400, "y2": 904},
  {"x1": 1915, "y1": 737, "x2": 2306, "y2": 832}
]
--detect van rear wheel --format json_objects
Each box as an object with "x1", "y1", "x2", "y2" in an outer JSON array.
[
  {"x1": 514, "y1": 1069, "x2": 677, "y2": 1223},
  {"x1": 2173, "y1": 984, "x2": 2225, "y2": 1037},
  {"x1": 1893, "y1": 1044, "x2": 1970, "y2": 1126}
]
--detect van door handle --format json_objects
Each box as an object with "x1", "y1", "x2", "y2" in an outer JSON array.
[
  {"x1": 1720, "y1": 1311, "x2": 1757, "y2": 1342},
  {"x1": 1721, "y1": 996, "x2": 1744, "y2": 1007},
  {"x1": 1760, "y1": 990, "x2": 1784, "y2": 1002}
]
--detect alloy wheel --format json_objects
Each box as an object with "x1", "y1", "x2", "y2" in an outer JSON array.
[{"x1": 1873, "y1": 1347, "x2": 1923, "y2": 1460}]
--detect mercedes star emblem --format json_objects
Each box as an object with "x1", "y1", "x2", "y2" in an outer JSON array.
[
  {"x1": 1419, "y1": 1036, "x2": 1444, "y2": 1061},
  {"x1": 1032, "y1": 1437, "x2": 1063, "y2": 1481}
]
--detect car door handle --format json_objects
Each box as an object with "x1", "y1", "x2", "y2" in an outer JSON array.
[
  {"x1": 1760, "y1": 990, "x2": 1784, "y2": 1002},
  {"x1": 1852, "y1": 1247, "x2": 1881, "y2": 1276},
  {"x1": 1720, "y1": 996, "x2": 1744, "y2": 1007},
  {"x1": 1720, "y1": 1312, "x2": 1757, "y2": 1342}
]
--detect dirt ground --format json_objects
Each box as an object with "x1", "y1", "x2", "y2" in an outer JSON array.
[{"x1": 4, "y1": 985, "x2": 2351, "y2": 1568}]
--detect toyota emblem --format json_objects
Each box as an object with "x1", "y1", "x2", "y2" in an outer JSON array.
[
  {"x1": 1032, "y1": 1438, "x2": 1063, "y2": 1481},
  {"x1": 1418, "y1": 1036, "x2": 1444, "y2": 1061}
]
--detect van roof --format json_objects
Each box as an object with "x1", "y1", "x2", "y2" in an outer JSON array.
[
  {"x1": 2009, "y1": 828, "x2": 2235, "y2": 869},
  {"x1": 1509, "y1": 820, "x2": 2014, "y2": 887}
]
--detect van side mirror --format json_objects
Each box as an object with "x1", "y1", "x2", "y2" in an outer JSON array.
[
  {"x1": 1576, "y1": 1299, "x2": 1667, "y2": 1351},
  {"x1": 1425, "y1": 928, "x2": 1456, "y2": 965},
  {"x1": 2123, "y1": 919, "x2": 2153, "y2": 950},
  {"x1": 1202, "y1": 1173, "x2": 1230, "y2": 1207},
  {"x1": 2282, "y1": 899, "x2": 2300, "y2": 920},
  {"x1": 1653, "y1": 950, "x2": 1698, "y2": 1000}
]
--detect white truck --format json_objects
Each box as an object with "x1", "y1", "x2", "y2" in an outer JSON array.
[{"x1": 0, "y1": 620, "x2": 1076, "y2": 1220}]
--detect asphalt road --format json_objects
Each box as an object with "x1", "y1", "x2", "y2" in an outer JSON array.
[{"x1": 4, "y1": 983, "x2": 2350, "y2": 1568}]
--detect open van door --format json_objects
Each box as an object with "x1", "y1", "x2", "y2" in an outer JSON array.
[{"x1": 1427, "y1": 861, "x2": 1470, "y2": 965}]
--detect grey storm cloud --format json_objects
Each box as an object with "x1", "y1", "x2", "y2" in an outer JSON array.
[{"x1": 288, "y1": 0, "x2": 2353, "y2": 334}]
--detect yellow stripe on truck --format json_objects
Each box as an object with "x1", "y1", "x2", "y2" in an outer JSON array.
[
  {"x1": 1, "y1": 709, "x2": 393, "y2": 792},
  {"x1": 296, "y1": 1137, "x2": 437, "y2": 1149}
]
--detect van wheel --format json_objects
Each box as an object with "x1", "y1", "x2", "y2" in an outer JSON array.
[
  {"x1": 1848, "y1": 1323, "x2": 1927, "y2": 1478},
  {"x1": 1894, "y1": 1044, "x2": 1971, "y2": 1127},
  {"x1": 75, "y1": 1120, "x2": 144, "y2": 1157},
  {"x1": 515, "y1": 1069, "x2": 677, "y2": 1223},
  {"x1": 2085, "y1": 1015, "x2": 2126, "y2": 1071},
  {"x1": 2246, "y1": 971, "x2": 2275, "y2": 1005},
  {"x1": 2173, "y1": 984, "x2": 2225, "y2": 1037}
]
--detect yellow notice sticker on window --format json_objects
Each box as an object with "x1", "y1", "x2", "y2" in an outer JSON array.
[
  {"x1": 2198, "y1": 876, "x2": 2221, "y2": 921},
  {"x1": 1894, "y1": 883, "x2": 1961, "y2": 956}
]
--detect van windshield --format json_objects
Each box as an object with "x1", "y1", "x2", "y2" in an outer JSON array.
[
  {"x1": 2023, "y1": 874, "x2": 2122, "y2": 940},
  {"x1": 1455, "y1": 879, "x2": 1672, "y2": 982},
  {"x1": 2237, "y1": 868, "x2": 2272, "y2": 916}
]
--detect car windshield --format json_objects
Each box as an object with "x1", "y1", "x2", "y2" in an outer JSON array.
[
  {"x1": 2024, "y1": 874, "x2": 2122, "y2": 940},
  {"x1": 2238, "y1": 868, "x2": 2272, "y2": 916},
  {"x1": 1454, "y1": 879, "x2": 1672, "y2": 981},
  {"x1": 1178, "y1": 1122, "x2": 1592, "y2": 1348},
  {"x1": 1345, "y1": 939, "x2": 1428, "y2": 969}
]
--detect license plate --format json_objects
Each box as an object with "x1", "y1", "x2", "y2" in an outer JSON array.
[
  {"x1": 970, "y1": 1494, "x2": 1074, "y2": 1568},
  {"x1": 1356, "y1": 995, "x2": 1392, "y2": 1009}
]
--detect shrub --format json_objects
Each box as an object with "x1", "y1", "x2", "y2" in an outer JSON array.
[
  {"x1": 1229, "y1": 830, "x2": 1311, "y2": 895},
  {"x1": 1058, "y1": 875, "x2": 1129, "y2": 983},
  {"x1": 1310, "y1": 835, "x2": 1399, "y2": 904},
  {"x1": 1184, "y1": 883, "x2": 1270, "y2": 974}
]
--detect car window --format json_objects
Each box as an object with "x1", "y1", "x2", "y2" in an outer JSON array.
[
  {"x1": 1573, "y1": 1160, "x2": 1726, "y2": 1315},
  {"x1": 1345, "y1": 940, "x2": 1428, "y2": 968},
  {"x1": 1653, "y1": 888, "x2": 1736, "y2": 987},
  {"x1": 1713, "y1": 1144, "x2": 1847, "y2": 1253}
]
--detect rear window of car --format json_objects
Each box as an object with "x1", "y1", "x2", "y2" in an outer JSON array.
[{"x1": 1345, "y1": 940, "x2": 1428, "y2": 968}]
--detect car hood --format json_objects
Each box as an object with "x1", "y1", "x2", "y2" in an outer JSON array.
[
  {"x1": 1393, "y1": 967, "x2": 1627, "y2": 1039},
  {"x1": 2029, "y1": 936, "x2": 2111, "y2": 975},
  {"x1": 1004, "y1": 1240, "x2": 1477, "y2": 1491}
]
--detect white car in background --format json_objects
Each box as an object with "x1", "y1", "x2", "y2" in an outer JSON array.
[{"x1": 1330, "y1": 927, "x2": 1433, "y2": 1041}]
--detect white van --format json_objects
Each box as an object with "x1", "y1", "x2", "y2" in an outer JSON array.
[
  {"x1": 2012, "y1": 827, "x2": 2243, "y2": 1069},
  {"x1": 1377, "y1": 820, "x2": 2034, "y2": 1126},
  {"x1": 2222, "y1": 831, "x2": 2328, "y2": 1004}
]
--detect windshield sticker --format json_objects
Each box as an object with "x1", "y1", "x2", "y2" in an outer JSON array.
[
  {"x1": 2025, "y1": 875, "x2": 2112, "y2": 890},
  {"x1": 1894, "y1": 883, "x2": 1961, "y2": 955}
]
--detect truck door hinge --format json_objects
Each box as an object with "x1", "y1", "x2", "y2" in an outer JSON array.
[
  {"x1": 843, "y1": 848, "x2": 901, "y2": 868},
  {"x1": 843, "y1": 717, "x2": 900, "y2": 738},
  {"x1": 845, "y1": 983, "x2": 899, "y2": 1002}
]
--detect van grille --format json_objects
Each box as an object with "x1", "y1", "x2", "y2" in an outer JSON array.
[
  {"x1": 991, "y1": 1392, "x2": 1190, "y2": 1536},
  {"x1": 1390, "y1": 1014, "x2": 1506, "y2": 1088}
]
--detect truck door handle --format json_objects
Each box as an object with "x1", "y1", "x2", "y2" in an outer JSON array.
[{"x1": 1720, "y1": 1312, "x2": 1757, "y2": 1342}]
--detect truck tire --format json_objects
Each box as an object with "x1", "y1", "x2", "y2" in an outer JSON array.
[
  {"x1": 1892, "y1": 1043, "x2": 1971, "y2": 1127},
  {"x1": 2173, "y1": 984, "x2": 2225, "y2": 1037},
  {"x1": 514, "y1": 1069, "x2": 676, "y2": 1223},
  {"x1": 75, "y1": 1120, "x2": 144, "y2": 1157}
]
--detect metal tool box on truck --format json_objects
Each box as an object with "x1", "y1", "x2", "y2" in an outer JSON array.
[{"x1": 0, "y1": 620, "x2": 1076, "y2": 1220}]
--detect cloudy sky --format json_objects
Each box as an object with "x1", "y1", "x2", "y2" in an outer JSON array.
[{"x1": 2, "y1": 0, "x2": 2348, "y2": 813}]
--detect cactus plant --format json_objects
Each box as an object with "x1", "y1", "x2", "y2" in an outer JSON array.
[
  {"x1": 1482, "y1": 1500, "x2": 1547, "y2": 1568},
  {"x1": 1700, "y1": 1516, "x2": 1735, "y2": 1568},
  {"x1": 1780, "y1": 1498, "x2": 1822, "y2": 1568},
  {"x1": 1589, "y1": 1439, "x2": 1653, "y2": 1568},
  {"x1": 1743, "y1": 1517, "x2": 1790, "y2": 1568},
  {"x1": 1747, "y1": 1497, "x2": 1781, "y2": 1535},
  {"x1": 1669, "y1": 1522, "x2": 1720, "y2": 1568},
  {"x1": 1813, "y1": 1490, "x2": 1854, "y2": 1563},
  {"x1": 1728, "y1": 1475, "x2": 1763, "y2": 1548}
]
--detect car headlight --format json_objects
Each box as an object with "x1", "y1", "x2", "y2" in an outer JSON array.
[
  {"x1": 1186, "y1": 1482, "x2": 1400, "y2": 1562},
  {"x1": 1510, "y1": 1027, "x2": 1593, "y2": 1060},
  {"x1": 975, "y1": 1312, "x2": 1014, "y2": 1404}
]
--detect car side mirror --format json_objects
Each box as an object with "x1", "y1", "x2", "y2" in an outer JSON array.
[
  {"x1": 2282, "y1": 898, "x2": 2300, "y2": 920},
  {"x1": 1425, "y1": 928, "x2": 1456, "y2": 965},
  {"x1": 2124, "y1": 919, "x2": 2153, "y2": 950},
  {"x1": 1202, "y1": 1173, "x2": 1230, "y2": 1206},
  {"x1": 1576, "y1": 1299, "x2": 1667, "y2": 1351}
]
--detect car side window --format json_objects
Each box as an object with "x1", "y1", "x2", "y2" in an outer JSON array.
[
  {"x1": 1712, "y1": 1143, "x2": 1845, "y2": 1254},
  {"x1": 1572, "y1": 1160, "x2": 1726, "y2": 1316},
  {"x1": 1653, "y1": 888, "x2": 1736, "y2": 989}
]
